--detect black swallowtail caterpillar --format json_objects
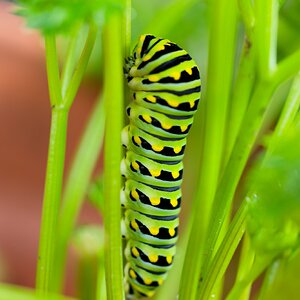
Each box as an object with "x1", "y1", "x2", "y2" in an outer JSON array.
[{"x1": 121, "y1": 34, "x2": 201, "y2": 298}]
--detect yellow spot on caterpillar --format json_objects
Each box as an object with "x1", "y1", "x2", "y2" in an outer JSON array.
[
  {"x1": 143, "y1": 54, "x2": 151, "y2": 61},
  {"x1": 150, "y1": 197, "x2": 160, "y2": 206},
  {"x1": 148, "y1": 75, "x2": 159, "y2": 82},
  {"x1": 158, "y1": 279, "x2": 163, "y2": 286},
  {"x1": 147, "y1": 95, "x2": 156, "y2": 103},
  {"x1": 170, "y1": 198, "x2": 178, "y2": 207},
  {"x1": 157, "y1": 45, "x2": 165, "y2": 51},
  {"x1": 186, "y1": 67, "x2": 193, "y2": 75},
  {"x1": 131, "y1": 189, "x2": 139, "y2": 200},
  {"x1": 173, "y1": 146, "x2": 181, "y2": 154},
  {"x1": 152, "y1": 144, "x2": 164, "y2": 152},
  {"x1": 167, "y1": 99, "x2": 179, "y2": 108},
  {"x1": 133, "y1": 135, "x2": 142, "y2": 146},
  {"x1": 149, "y1": 254, "x2": 158, "y2": 263},
  {"x1": 189, "y1": 101, "x2": 195, "y2": 108},
  {"x1": 144, "y1": 278, "x2": 152, "y2": 285},
  {"x1": 131, "y1": 161, "x2": 140, "y2": 171},
  {"x1": 142, "y1": 114, "x2": 152, "y2": 123},
  {"x1": 149, "y1": 227, "x2": 159, "y2": 235},
  {"x1": 172, "y1": 171, "x2": 180, "y2": 179},
  {"x1": 131, "y1": 247, "x2": 139, "y2": 257},
  {"x1": 166, "y1": 255, "x2": 173, "y2": 264},
  {"x1": 162, "y1": 123, "x2": 172, "y2": 130},
  {"x1": 171, "y1": 71, "x2": 181, "y2": 80},
  {"x1": 150, "y1": 169, "x2": 161, "y2": 177},
  {"x1": 129, "y1": 269, "x2": 137, "y2": 279},
  {"x1": 131, "y1": 220, "x2": 139, "y2": 231},
  {"x1": 180, "y1": 125, "x2": 188, "y2": 132},
  {"x1": 137, "y1": 47, "x2": 142, "y2": 55},
  {"x1": 169, "y1": 228, "x2": 176, "y2": 237}
]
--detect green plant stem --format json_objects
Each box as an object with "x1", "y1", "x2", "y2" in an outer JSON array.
[
  {"x1": 238, "y1": 0, "x2": 255, "y2": 37},
  {"x1": 225, "y1": 255, "x2": 272, "y2": 300},
  {"x1": 63, "y1": 22, "x2": 98, "y2": 109},
  {"x1": 199, "y1": 0, "x2": 281, "y2": 289},
  {"x1": 199, "y1": 201, "x2": 247, "y2": 300},
  {"x1": 51, "y1": 96, "x2": 105, "y2": 292},
  {"x1": 272, "y1": 48, "x2": 300, "y2": 87},
  {"x1": 143, "y1": 0, "x2": 197, "y2": 36},
  {"x1": 256, "y1": 260, "x2": 280, "y2": 300},
  {"x1": 235, "y1": 234, "x2": 255, "y2": 300},
  {"x1": 274, "y1": 72, "x2": 300, "y2": 135},
  {"x1": 36, "y1": 108, "x2": 68, "y2": 294},
  {"x1": 61, "y1": 25, "x2": 82, "y2": 97},
  {"x1": 44, "y1": 35, "x2": 62, "y2": 106},
  {"x1": 224, "y1": 38, "x2": 255, "y2": 165},
  {"x1": 254, "y1": 0, "x2": 278, "y2": 79},
  {"x1": 0, "y1": 284, "x2": 76, "y2": 300},
  {"x1": 199, "y1": 82, "x2": 273, "y2": 280},
  {"x1": 123, "y1": 0, "x2": 131, "y2": 57},
  {"x1": 102, "y1": 12, "x2": 124, "y2": 300},
  {"x1": 179, "y1": 1, "x2": 238, "y2": 300}
]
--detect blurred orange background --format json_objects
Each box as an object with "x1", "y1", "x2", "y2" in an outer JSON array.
[{"x1": 0, "y1": 2, "x2": 101, "y2": 294}]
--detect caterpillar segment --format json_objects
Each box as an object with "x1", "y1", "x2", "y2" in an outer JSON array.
[{"x1": 122, "y1": 34, "x2": 201, "y2": 298}]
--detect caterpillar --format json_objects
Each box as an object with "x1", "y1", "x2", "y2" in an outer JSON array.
[{"x1": 121, "y1": 34, "x2": 201, "y2": 298}]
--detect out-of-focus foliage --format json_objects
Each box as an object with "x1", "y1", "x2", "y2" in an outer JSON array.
[
  {"x1": 16, "y1": 0, "x2": 121, "y2": 34},
  {"x1": 278, "y1": 0, "x2": 300, "y2": 57},
  {"x1": 247, "y1": 123, "x2": 300, "y2": 256}
]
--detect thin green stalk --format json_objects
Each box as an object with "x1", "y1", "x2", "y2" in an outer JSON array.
[
  {"x1": 254, "y1": 0, "x2": 278, "y2": 79},
  {"x1": 199, "y1": 0, "x2": 280, "y2": 288},
  {"x1": 235, "y1": 234, "x2": 255, "y2": 300},
  {"x1": 63, "y1": 22, "x2": 98, "y2": 109},
  {"x1": 52, "y1": 96, "x2": 105, "y2": 292},
  {"x1": 199, "y1": 201, "x2": 247, "y2": 300},
  {"x1": 256, "y1": 260, "x2": 281, "y2": 300},
  {"x1": 36, "y1": 108, "x2": 68, "y2": 294},
  {"x1": 272, "y1": 48, "x2": 300, "y2": 87},
  {"x1": 224, "y1": 38, "x2": 255, "y2": 165},
  {"x1": 44, "y1": 35, "x2": 63, "y2": 106},
  {"x1": 225, "y1": 255, "x2": 272, "y2": 300},
  {"x1": 103, "y1": 12, "x2": 124, "y2": 300},
  {"x1": 274, "y1": 72, "x2": 300, "y2": 135},
  {"x1": 61, "y1": 25, "x2": 82, "y2": 97},
  {"x1": 179, "y1": 1, "x2": 238, "y2": 299},
  {"x1": 0, "y1": 284, "x2": 76, "y2": 300}
]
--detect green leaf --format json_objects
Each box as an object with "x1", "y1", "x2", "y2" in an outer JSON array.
[
  {"x1": 247, "y1": 123, "x2": 300, "y2": 256},
  {"x1": 16, "y1": 0, "x2": 122, "y2": 34}
]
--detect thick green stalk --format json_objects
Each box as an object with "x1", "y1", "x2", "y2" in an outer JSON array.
[
  {"x1": 102, "y1": 12, "x2": 125, "y2": 300},
  {"x1": 51, "y1": 96, "x2": 105, "y2": 292},
  {"x1": 178, "y1": 1, "x2": 238, "y2": 300},
  {"x1": 36, "y1": 108, "x2": 68, "y2": 294},
  {"x1": 36, "y1": 35, "x2": 67, "y2": 294},
  {"x1": 254, "y1": 0, "x2": 278, "y2": 79}
]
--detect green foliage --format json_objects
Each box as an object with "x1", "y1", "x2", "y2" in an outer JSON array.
[
  {"x1": 16, "y1": 0, "x2": 121, "y2": 34},
  {"x1": 247, "y1": 124, "x2": 300, "y2": 256}
]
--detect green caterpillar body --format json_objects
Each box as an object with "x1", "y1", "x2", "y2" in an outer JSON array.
[{"x1": 121, "y1": 34, "x2": 201, "y2": 298}]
